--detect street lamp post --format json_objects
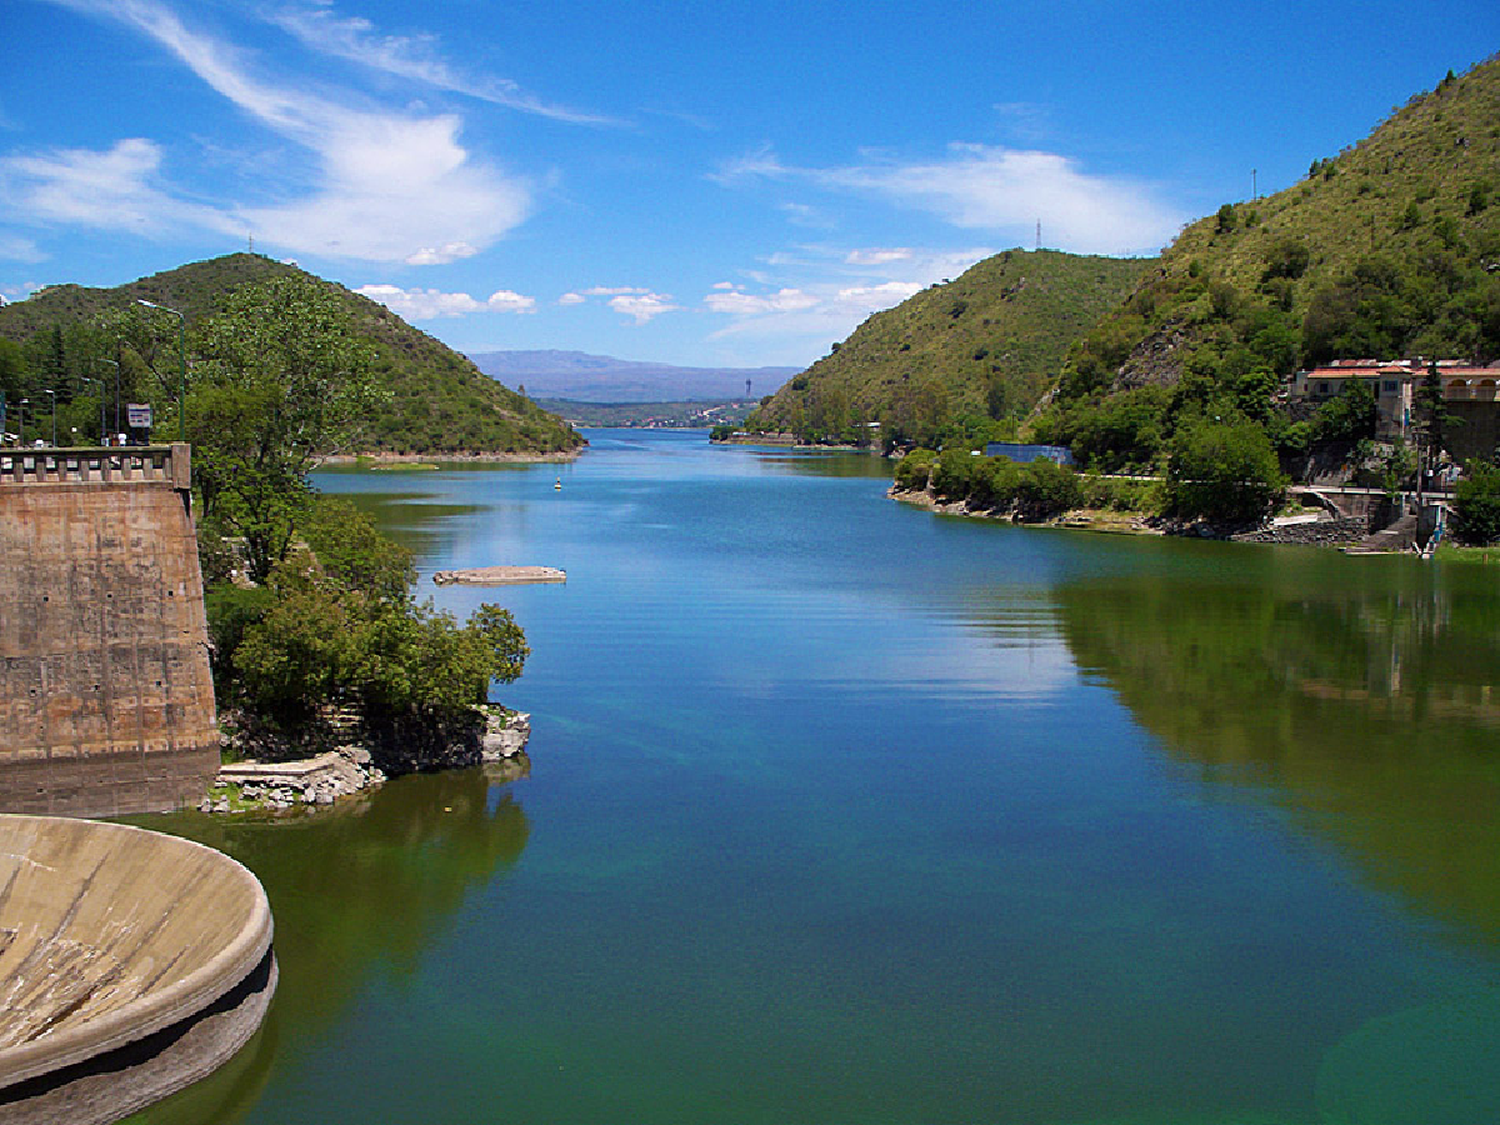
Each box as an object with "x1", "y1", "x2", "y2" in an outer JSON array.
[
  {"x1": 44, "y1": 389, "x2": 56, "y2": 447},
  {"x1": 14, "y1": 399, "x2": 24, "y2": 446},
  {"x1": 101, "y1": 357, "x2": 121, "y2": 441},
  {"x1": 83, "y1": 377, "x2": 106, "y2": 444},
  {"x1": 136, "y1": 299, "x2": 186, "y2": 441}
]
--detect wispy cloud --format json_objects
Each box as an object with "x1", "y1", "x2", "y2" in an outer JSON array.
[
  {"x1": 355, "y1": 283, "x2": 536, "y2": 319},
  {"x1": 266, "y1": 5, "x2": 616, "y2": 125},
  {"x1": 719, "y1": 143, "x2": 1184, "y2": 256},
  {"x1": 9, "y1": 0, "x2": 538, "y2": 262},
  {"x1": 1, "y1": 137, "x2": 240, "y2": 237},
  {"x1": 0, "y1": 233, "x2": 46, "y2": 263},
  {"x1": 700, "y1": 244, "x2": 992, "y2": 351}
]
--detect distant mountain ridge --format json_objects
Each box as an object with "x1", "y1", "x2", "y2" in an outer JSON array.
[{"x1": 469, "y1": 349, "x2": 798, "y2": 403}]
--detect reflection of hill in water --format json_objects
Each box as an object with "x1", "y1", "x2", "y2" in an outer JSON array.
[
  {"x1": 125, "y1": 768, "x2": 528, "y2": 1125},
  {"x1": 1055, "y1": 551, "x2": 1500, "y2": 949}
]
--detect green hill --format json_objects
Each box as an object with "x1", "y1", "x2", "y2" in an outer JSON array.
[
  {"x1": 1035, "y1": 55, "x2": 1500, "y2": 470},
  {"x1": 744, "y1": 249, "x2": 1149, "y2": 447},
  {"x1": 0, "y1": 254, "x2": 582, "y2": 456}
]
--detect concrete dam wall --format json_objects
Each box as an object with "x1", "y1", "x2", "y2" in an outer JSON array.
[
  {"x1": 0, "y1": 813, "x2": 276, "y2": 1124},
  {"x1": 0, "y1": 445, "x2": 220, "y2": 817}
]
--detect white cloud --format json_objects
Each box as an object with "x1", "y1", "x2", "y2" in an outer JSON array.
[
  {"x1": 0, "y1": 137, "x2": 238, "y2": 238},
  {"x1": 0, "y1": 233, "x2": 48, "y2": 264},
  {"x1": 486, "y1": 289, "x2": 536, "y2": 313},
  {"x1": 703, "y1": 287, "x2": 819, "y2": 316},
  {"x1": 406, "y1": 241, "x2": 478, "y2": 265},
  {"x1": 608, "y1": 292, "x2": 679, "y2": 324},
  {"x1": 266, "y1": 5, "x2": 615, "y2": 125},
  {"x1": 583, "y1": 285, "x2": 648, "y2": 296},
  {"x1": 720, "y1": 143, "x2": 1185, "y2": 256},
  {"x1": 699, "y1": 243, "x2": 993, "y2": 354},
  {"x1": 355, "y1": 283, "x2": 535, "y2": 319},
  {"x1": 845, "y1": 247, "x2": 912, "y2": 266},
  {"x1": 17, "y1": 0, "x2": 535, "y2": 263},
  {"x1": 557, "y1": 292, "x2": 586, "y2": 305}
]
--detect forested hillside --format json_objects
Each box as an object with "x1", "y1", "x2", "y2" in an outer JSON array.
[
  {"x1": 0, "y1": 254, "x2": 581, "y2": 455},
  {"x1": 1034, "y1": 56, "x2": 1500, "y2": 470},
  {"x1": 744, "y1": 250, "x2": 1149, "y2": 447}
]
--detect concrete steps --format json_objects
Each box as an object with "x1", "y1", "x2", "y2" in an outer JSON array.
[{"x1": 1345, "y1": 513, "x2": 1419, "y2": 554}]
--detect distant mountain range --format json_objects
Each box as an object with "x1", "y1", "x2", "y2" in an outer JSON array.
[{"x1": 468, "y1": 349, "x2": 798, "y2": 403}]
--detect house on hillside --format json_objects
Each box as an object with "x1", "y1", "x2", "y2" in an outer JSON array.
[{"x1": 1290, "y1": 359, "x2": 1500, "y2": 447}]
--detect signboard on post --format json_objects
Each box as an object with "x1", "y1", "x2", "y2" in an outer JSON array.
[{"x1": 126, "y1": 403, "x2": 153, "y2": 430}]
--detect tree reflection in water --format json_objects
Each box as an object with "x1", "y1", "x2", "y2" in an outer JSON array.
[{"x1": 123, "y1": 766, "x2": 529, "y2": 1125}]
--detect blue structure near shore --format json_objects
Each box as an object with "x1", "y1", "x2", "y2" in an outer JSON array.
[{"x1": 983, "y1": 442, "x2": 1075, "y2": 466}]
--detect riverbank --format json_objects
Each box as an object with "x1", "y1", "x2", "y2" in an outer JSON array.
[
  {"x1": 889, "y1": 484, "x2": 1162, "y2": 535},
  {"x1": 320, "y1": 449, "x2": 583, "y2": 466},
  {"x1": 199, "y1": 709, "x2": 531, "y2": 815},
  {"x1": 889, "y1": 484, "x2": 1382, "y2": 548}
]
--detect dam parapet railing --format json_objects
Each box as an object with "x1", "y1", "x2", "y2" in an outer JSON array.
[{"x1": 0, "y1": 444, "x2": 190, "y2": 490}]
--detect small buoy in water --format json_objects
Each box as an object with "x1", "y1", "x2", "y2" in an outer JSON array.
[{"x1": 555, "y1": 477, "x2": 562, "y2": 490}]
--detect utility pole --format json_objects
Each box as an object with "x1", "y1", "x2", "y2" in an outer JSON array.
[
  {"x1": 1035, "y1": 220, "x2": 1042, "y2": 250},
  {"x1": 1252, "y1": 168, "x2": 1258, "y2": 199}
]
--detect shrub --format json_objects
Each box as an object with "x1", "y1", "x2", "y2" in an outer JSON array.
[
  {"x1": 930, "y1": 448, "x2": 977, "y2": 500},
  {"x1": 968, "y1": 456, "x2": 1021, "y2": 509},
  {"x1": 1014, "y1": 459, "x2": 1084, "y2": 519},
  {"x1": 1454, "y1": 463, "x2": 1500, "y2": 545},
  {"x1": 1167, "y1": 419, "x2": 1287, "y2": 524},
  {"x1": 893, "y1": 448, "x2": 937, "y2": 490}
]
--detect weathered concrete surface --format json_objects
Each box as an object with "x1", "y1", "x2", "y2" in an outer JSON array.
[
  {"x1": 0, "y1": 814, "x2": 275, "y2": 1124},
  {"x1": 432, "y1": 565, "x2": 566, "y2": 585},
  {"x1": 0, "y1": 446, "x2": 219, "y2": 817}
]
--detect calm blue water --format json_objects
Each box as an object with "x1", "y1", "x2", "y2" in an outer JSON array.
[{"x1": 135, "y1": 429, "x2": 1500, "y2": 1125}]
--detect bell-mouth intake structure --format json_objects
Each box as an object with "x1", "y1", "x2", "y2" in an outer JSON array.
[{"x1": 0, "y1": 813, "x2": 276, "y2": 1123}]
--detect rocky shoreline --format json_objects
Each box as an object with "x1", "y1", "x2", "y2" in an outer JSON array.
[{"x1": 199, "y1": 710, "x2": 532, "y2": 815}]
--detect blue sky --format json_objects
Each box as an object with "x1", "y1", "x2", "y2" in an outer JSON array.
[{"x1": 1, "y1": 1, "x2": 1495, "y2": 369}]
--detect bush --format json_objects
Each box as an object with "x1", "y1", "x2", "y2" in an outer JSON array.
[
  {"x1": 893, "y1": 448, "x2": 937, "y2": 490},
  {"x1": 1167, "y1": 419, "x2": 1287, "y2": 524},
  {"x1": 1454, "y1": 463, "x2": 1500, "y2": 545},
  {"x1": 1014, "y1": 459, "x2": 1084, "y2": 519},
  {"x1": 930, "y1": 448, "x2": 977, "y2": 500},
  {"x1": 968, "y1": 456, "x2": 1021, "y2": 508}
]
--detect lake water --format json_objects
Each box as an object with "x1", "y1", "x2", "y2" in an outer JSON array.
[{"x1": 130, "y1": 428, "x2": 1500, "y2": 1124}]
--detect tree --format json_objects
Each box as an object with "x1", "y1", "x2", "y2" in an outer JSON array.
[
  {"x1": 1315, "y1": 378, "x2": 1379, "y2": 443},
  {"x1": 190, "y1": 276, "x2": 384, "y2": 581},
  {"x1": 1166, "y1": 418, "x2": 1287, "y2": 524},
  {"x1": 1412, "y1": 359, "x2": 1458, "y2": 486},
  {"x1": 1454, "y1": 463, "x2": 1500, "y2": 545}
]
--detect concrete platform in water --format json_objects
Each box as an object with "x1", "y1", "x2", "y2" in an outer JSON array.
[{"x1": 0, "y1": 814, "x2": 275, "y2": 1125}]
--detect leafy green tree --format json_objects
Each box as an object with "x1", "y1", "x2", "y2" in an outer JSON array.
[
  {"x1": 930, "y1": 448, "x2": 977, "y2": 499},
  {"x1": 1314, "y1": 378, "x2": 1379, "y2": 442},
  {"x1": 1014, "y1": 459, "x2": 1084, "y2": 519},
  {"x1": 1454, "y1": 463, "x2": 1500, "y2": 545},
  {"x1": 1166, "y1": 418, "x2": 1287, "y2": 523},
  {"x1": 894, "y1": 448, "x2": 938, "y2": 490},
  {"x1": 190, "y1": 276, "x2": 384, "y2": 581}
]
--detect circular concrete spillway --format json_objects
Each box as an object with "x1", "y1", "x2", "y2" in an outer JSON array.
[{"x1": 0, "y1": 814, "x2": 276, "y2": 1124}]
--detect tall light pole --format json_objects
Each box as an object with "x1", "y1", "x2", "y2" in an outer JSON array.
[
  {"x1": 18, "y1": 398, "x2": 28, "y2": 446},
  {"x1": 83, "y1": 377, "x2": 106, "y2": 443},
  {"x1": 44, "y1": 389, "x2": 56, "y2": 446},
  {"x1": 136, "y1": 299, "x2": 186, "y2": 441},
  {"x1": 101, "y1": 357, "x2": 121, "y2": 440}
]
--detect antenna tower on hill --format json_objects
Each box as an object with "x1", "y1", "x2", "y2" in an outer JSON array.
[{"x1": 1035, "y1": 220, "x2": 1041, "y2": 250}]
